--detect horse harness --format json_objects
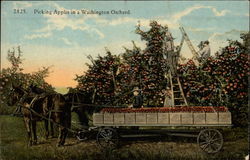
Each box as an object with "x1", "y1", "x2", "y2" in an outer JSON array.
[
  {"x1": 19, "y1": 94, "x2": 76, "y2": 133},
  {"x1": 30, "y1": 94, "x2": 65, "y2": 121}
]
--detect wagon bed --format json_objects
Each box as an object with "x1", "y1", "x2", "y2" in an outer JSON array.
[
  {"x1": 90, "y1": 106, "x2": 232, "y2": 154},
  {"x1": 93, "y1": 106, "x2": 232, "y2": 127}
]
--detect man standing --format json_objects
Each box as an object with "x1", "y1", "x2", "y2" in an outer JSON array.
[
  {"x1": 199, "y1": 40, "x2": 211, "y2": 61},
  {"x1": 129, "y1": 87, "x2": 143, "y2": 108},
  {"x1": 162, "y1": 25, "x2": 178, "y2": 76},
  {"x1": 163, "y1": 25, "x2": 175, "y2": 52}
]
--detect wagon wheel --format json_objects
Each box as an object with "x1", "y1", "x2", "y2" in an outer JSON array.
[
  {"x1": 197, "y1": 129, "x2": 223, "y2": 154},
  {"x1": 97, "y1": 127, "x2": 119, "y2": 149},
  {"x1": 76, "y1": 130, "x2": 89, "y2": 141}
]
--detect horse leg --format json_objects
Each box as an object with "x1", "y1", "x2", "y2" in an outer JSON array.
[
  {"x1": 31, "y1": 121, "x2": 37, "y2": 145},
  {"x1": 50, "y1": 122, "x2": 55, "y2": 138},
  {"x1": 76, "y1": 109, "x2": 89, "y2": 126},
  {"x1": 60, "y1": 128, "x2": 68, "y2": 146},
  {"x1": 61, "y1": 113, "x2": 71, "y2": 145},
  {"x1": 57, "y1": 126, "x2": 64, "y2": 147},
  {"x1": 24, "y1": 117, "x2": 32, "y2": 146},
  {"x1": 57, "y1": 123, "x2": 68, "y2": 146},
  {"x1": 44, "y1": 120, "x2": 49, "y2": 139}
]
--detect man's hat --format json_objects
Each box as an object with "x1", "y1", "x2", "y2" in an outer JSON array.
[
  {"x1": 132, "y1": 87, "x2": 141, "y2": 92},
  {"x1": 204, "y1": 40, "x2": 209, "y2": 44}
]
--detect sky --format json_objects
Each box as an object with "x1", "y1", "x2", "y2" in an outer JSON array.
[{"x1": 1, "y1": 1, "x2": 249, "y2": 88}]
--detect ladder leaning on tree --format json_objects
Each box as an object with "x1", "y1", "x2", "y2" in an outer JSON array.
[
  {"x1": 162, "y1": 26, "x2": 189, "y2": 107},
  {"x1": 164, "y1": 26, "x2": 202, "y2": 106},
  {"x1": 168, "y1": 71, "x2": 188, "y2": 107},
  {"x1": 179, "y1": 26, "x2": 200, "y2": 65}
]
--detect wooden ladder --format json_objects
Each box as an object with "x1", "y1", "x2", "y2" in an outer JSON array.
[{"x1": 169, "y1": 72, "x2": 188, "y2": 107}]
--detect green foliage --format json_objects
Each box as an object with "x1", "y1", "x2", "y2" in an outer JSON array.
[
  {"x1": 75, "y1": 23, "x2": 248, "y2": 127},
  {"x1": 0, "y1": 47, "x2": 54, "y2": 107},
  {"x1": 76, "y1": 22, "x2": 171, "y2": 106},
  {"x1": 6, "y1": 46, "x2": 24, "y2": 73},
  {"x1": 134, "y1": 21, "x2": 170, "y2": 106},
  {"x1": 178, "y1": 37, "x2": 249, "y2": 127},
  {"x1": 75, "y1": 49, "x2": 121, "y2": 104}
]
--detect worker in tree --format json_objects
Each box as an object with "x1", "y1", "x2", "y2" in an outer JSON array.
[
  {"x1": 199, "y1": 40, "x2": 211, "y2": 61},
  {"x1": 163, "y1": 25, "x2": 175, "y2": 52},
  {"x1": 128, "y1": 87, "x2": 143, "y2": 108},
  {"x1": 162, "y1": 25, "x2": 178, "y2": 76}
]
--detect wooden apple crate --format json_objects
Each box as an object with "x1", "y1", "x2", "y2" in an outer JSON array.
[{"x1": 93, "y1": 111, "x2": 231, "y2": 126}]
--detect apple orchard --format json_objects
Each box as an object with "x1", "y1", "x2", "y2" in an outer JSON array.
[{"x1": 0, "y1": 22, "x2": 249, "y2": 127}]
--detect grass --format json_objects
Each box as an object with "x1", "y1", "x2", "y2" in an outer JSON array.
[
  {"x1": 0, "y1": 115, "x2": 248, "y2": 160},
  {"x1": 0, "y1": 104, "x2": 15, "y2": 115}
]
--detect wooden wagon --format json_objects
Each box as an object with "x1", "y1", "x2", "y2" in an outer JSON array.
[{"x1": 92, "y1": 106, "x2": 232, "y2": 154}]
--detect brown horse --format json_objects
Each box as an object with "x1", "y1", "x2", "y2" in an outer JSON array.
[
  {"x1": 64, "y1": 90, "x2": 95, "y2": 127},
  {"x1": 8, "y1": 86, "x2": 71, "y2": 147}
]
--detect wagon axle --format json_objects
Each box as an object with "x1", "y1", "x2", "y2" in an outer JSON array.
[{"x1": 94, "y1": 127, "x2": 224, "y2": 154}]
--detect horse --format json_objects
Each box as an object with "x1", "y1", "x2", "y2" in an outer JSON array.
[
  {"x1": 64, "y1": 90, "x2": 95, "y2": 127},
  {"x1": 64, "y1": 89, "x2": 129, "y2": 128},
  {"x1": 8, "y1": 86, "x2": 71, "y2": 147}
]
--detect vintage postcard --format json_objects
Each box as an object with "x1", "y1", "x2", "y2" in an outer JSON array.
[{"x1": 0, "y1": 1, "x2": 249, "y2": 160}]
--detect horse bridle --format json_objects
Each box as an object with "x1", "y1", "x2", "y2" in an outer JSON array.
[{"x1": 9, "y1": 87, "x2": 29, "y2": 106}]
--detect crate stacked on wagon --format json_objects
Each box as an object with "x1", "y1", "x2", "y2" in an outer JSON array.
[{"x1": 93, "y1": 106, "x2": 231, "y2": 153}]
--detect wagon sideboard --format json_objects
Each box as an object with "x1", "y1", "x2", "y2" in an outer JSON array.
[{"x1": 93, "y1": 108, "x2": 232, "y2": 126}]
